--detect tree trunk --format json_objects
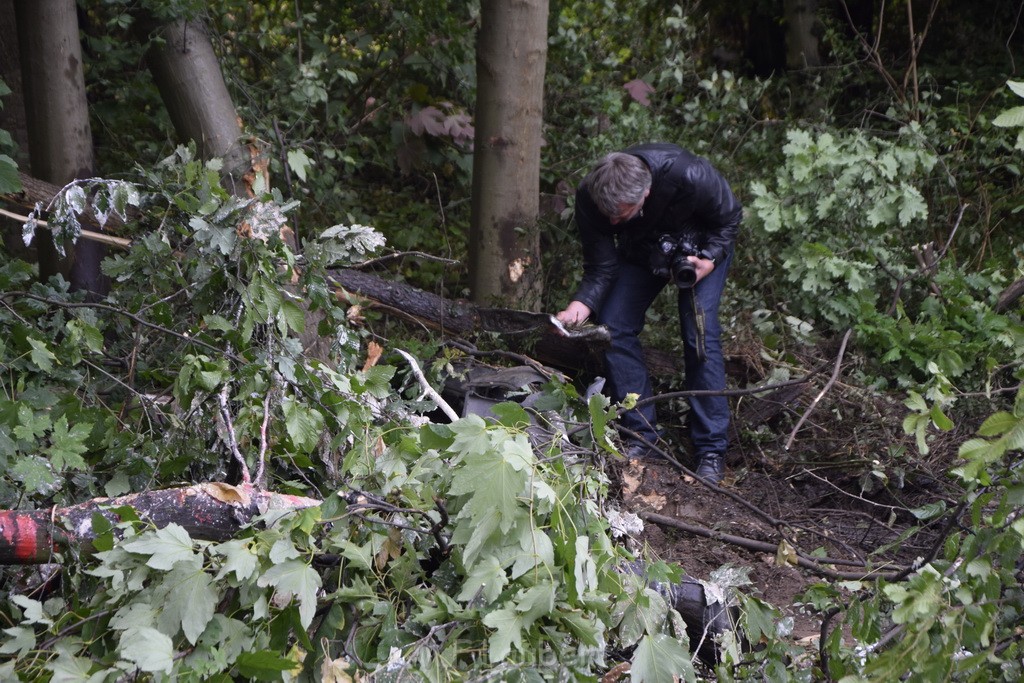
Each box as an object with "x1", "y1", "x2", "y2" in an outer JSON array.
[
  {"x1": 14, "y1": 0, "x2": 107, "y2": 297},
  {"x1": 0, "y1": 0, "x2": 29, "y2": 169},
  {"x1": 139, "y1": 18, "x2": 252, "y2": 199},
  {"x1": 0, "y1": 483, "x2": 321, "y2": 564},
  {"x1": 784, "y1": 0, "x2": 822, "y2": 69},
  {"x1": 468, "y1": 0, "x2": 548, "y2": 308},
  {"x1": 0, "y1": 0, "x2": 31, "y2": 258}
]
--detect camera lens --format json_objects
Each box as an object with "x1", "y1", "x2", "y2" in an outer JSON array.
[{"x1": 672, "y1": 257, "x2": 697, "y2": 288}]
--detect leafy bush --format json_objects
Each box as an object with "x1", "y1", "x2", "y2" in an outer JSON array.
[{"x1": 0, "y1": 154, "x2": 722, "y2": 681}]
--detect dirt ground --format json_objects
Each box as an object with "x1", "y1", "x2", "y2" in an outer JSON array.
[
  {"x1": 605, "y1": 420, "x2": 949, "y2": 654},
  {"x1": 613, "y1": 457, "x2": 822, "y2": 640}
]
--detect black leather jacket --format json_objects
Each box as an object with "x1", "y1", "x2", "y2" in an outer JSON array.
[{"x1": 570, "y1": 143, "x2": 742, "y2": 313}]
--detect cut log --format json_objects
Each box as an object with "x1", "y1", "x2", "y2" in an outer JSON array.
[{"x1": 0, "y1": 483, "x2": 320, "y2": 564}]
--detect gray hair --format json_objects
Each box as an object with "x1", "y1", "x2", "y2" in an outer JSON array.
[{"x1": 583, "y1": 152, "x2": 652, "y2": 217}]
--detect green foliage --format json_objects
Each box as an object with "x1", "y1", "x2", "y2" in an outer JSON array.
[
  {"x1": 5, "y1": 1, "x2": 1023, "y2": 680},
  {"x1": 0, "y1": 155, "x2": 715, "y2": 680},
  {"x1": 744, "y1": 122, "x2": 1024, "y2": 391},
  {"x1": 747, "y1": 125, "x2": 936, "y2": 327},
  {"x1": 993, "y1": 80, "x2": 1024, "y2": 150},
  {"x1": 0, "y1": 78, "x2": 21, "y2": 194},
  {"x1": 799, "y1": 385, "x2": 1024, "y2": 683}
]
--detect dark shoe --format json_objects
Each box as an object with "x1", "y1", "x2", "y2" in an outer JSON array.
[
  {"x1": 624, "y1": 441, "x2": 661, "y2": 462},
  {"x1": 695, "y1": 453, "x2": 725, "y2": 484}
]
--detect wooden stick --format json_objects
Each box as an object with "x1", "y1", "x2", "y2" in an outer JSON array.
[
  {"x1": 0, "y1": 207, "x2": 133, "y2": 249},
  {"x1": 785, "y1": 329, "x2": 853, "y2": 450}
]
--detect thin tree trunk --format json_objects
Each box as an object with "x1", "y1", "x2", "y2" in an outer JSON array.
[
  {"x1": 0, "y1": 0, "x2": 32, "y2": 258},
  {"x1": 784, "y1": 0, "x2": 822, "y2": 69},
  {"x1": 0, "y1": 0, "x2": 29, "y2": 169},
  {"x1": 468, "y1": 0, "x2": 548, "y2": 308},
  {"x1": 140, "y1": 18, "x2": 252, "y2": 198},
  {"x1": 14, "y1": 0, "x2": 107, "y2": 297}
]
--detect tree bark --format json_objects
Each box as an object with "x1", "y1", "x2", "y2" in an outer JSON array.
[
  {"x1": 995, "y1": 277, "x2": 1024, "y2": 313},
  {"x1": 784, "y1": 0, "x2": 822, "y2": 69},
  {"x1": 2, "y1": 171, "x2": 130, "y2": 232},
  {"x1": 0, "y1": 483, "x2": 321, "y2": 564},
  {"x1": 332, "y1": 268, "x2": 612, "y2": 375},
  {"x1": 14, "y1": 0, "x2": 107, "y2": 297},
  {"x1": 0, "y1": 0, "x2": 31, "y2": 258},
  {"x1": 468, "y1": 0, "x2": 548, "y2": 308},
  {"x1": 0, "y1": 0, "x2": 29, "y2": 169},
  {"x1": 139, "y1": 18, "x2": 253, "y2": 199}
]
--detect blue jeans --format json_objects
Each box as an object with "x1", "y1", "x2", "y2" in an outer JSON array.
[{"x1": 596, "y1": 251, "x2": 732, "y2": 456}]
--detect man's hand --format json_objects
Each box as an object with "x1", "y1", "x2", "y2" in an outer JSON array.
[
  {"x1": 687, "y1": 255, "x2": 716, "y2": 283},
  {"x1": 556, "y1": 300, "x2": 592, "y2": 325}
]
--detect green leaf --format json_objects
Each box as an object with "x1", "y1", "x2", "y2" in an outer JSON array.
[
  {"x1": 909, "y1": 501, "x2": 946, "y2": 520},
  {"x1": 490, "y1": 401, "x2": 531, "y2": 429},
  {"x1": 11, "y1": 456, "x2": 56, "y2": 493},
  {"x1": 1007, "y1": 80, "x2": 1024, "y2": 98},
  {"x1": 11, "y1": 594, "x2": 50, "y2": 625},
  {"x1": 287, "y1": 148, "x2": 314, "y2": 182},
  {"x1": 457, "y1": 555, "x2": 507, "y2": 604},
  {"x1": 213, "y1": 539, "x2": 258, "y2": 581},
  {"x1": 157, "y1": 564, "x2": 217, "y2": 644},
  {"x1": 993, "y1": 105, "x2": 1024, "y2": 128},
  {"x1": 122, "y1": 524, "x2": 199, "y2": 570},
  {"x1": 110, "y1": 603, "x2": 157, "y2": 631},
  {"x1": 47, "y1": 416, "x2": 91, "y2": 471},
  {"x1": 282, "y1": 397, "x2": 325, "y2": 453},
  {"x1": 978, "y1": 411, "x2": 1017, "y2": 437},
  {"x1": 482, "y1": 608, "x2": 526, "y2": 663},
  {"x1": 118, "y1": 626, "x2": 174, "y2": 674},
  {"x1": 589, "y1": 393, "x2": 615, "y2": 451},
  {"x1": 27, "y1": 337, "x2": 57, "y2": 371},
  {"x1": 630, "y1": 633, "x2": 695, "y2": 683},
  {"x1": 45, "y1": 647, "x2": 104, "y2": 682},
  {"x1": 14, "y1": 405, "x2": 50, "y2": 440},
  {"x1": 449, "y1": 415, "x2": 491, "y2": 458},
  {"x1": 280, "y1": 299, "x2": 306, "y2": 334},
  {"x1": 235, "y1": 650, "x2": 298, "y2": 681},
  {"x1": 616, "y1": 588, "x2": 668, "y2": 648},
  {"x1": 256, "y1": 559, "x2": 322, "y2": 628},
  {"x1": 449, "y1": 437, "x2": 529, "y2": 533},
  {"x1": 928, "y1": 404, "x2": 953, "y2": 432},
  {"x1": 511, "y1": 526, "x2": 554, "y2": 579},
  {"x1": 0, "y1": 626, "x2": 36, "y2": 655},
  {"x1": 573, "y1": 536, "x2": 597, "y2": 601},
  {"x1": 0, "y1": 155, "x2": 21, "y2": 194}
]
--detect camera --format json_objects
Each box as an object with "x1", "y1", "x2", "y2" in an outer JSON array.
[{"x1": 650, "y1": 233, "x2": 701, "y2": 288}]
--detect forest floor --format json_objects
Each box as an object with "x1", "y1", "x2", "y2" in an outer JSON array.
[{"x1": 601, "y1": 359, "x2": 964, "y2": 668}]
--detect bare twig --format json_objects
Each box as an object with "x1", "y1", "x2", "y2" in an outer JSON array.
[
  {"x1": 640, "y1": 511, "x2": 903, "y2": 581},
  {"x1": 785, "y1": 329, "x2": 854, "y2": 450},
  {"x1": 2, "y1": 292, "x2": 241, "y2": 362},
  {"x1": 633, "y1": 371, "x2": 823, "y2": 410},
  {"x1": 396, "y1": 348, "x2": 459, "y2": 421},
  {"x1": 255, "y1": 384, "x2": 274, "y2": 489},
  {"x1": 0, "y1": 208, "x2": 132, "y2": 249},
  {"x1": 352, "y1": 251, "x2": 460, "y2": 270},
  {"x1": 218, "y1": 385, "x2": 251, "y2": 484}
]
